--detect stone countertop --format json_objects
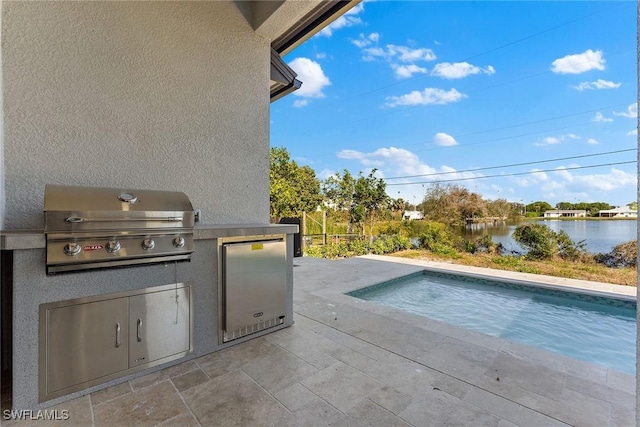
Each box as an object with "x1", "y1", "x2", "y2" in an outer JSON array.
[{"x1": 0, "y1": 223, "x2": 299, "y2": 250}]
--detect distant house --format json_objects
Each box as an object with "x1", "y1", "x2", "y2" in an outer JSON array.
[
  {"x1": 403, "y1": 210, "x2": 424, "y2": 220},
  {"x1": 543, "y1": 210, "x2": 587, "y2": 218},
  {"x1": 598, "y1": 206, "x2": 638, "y2": 218}
]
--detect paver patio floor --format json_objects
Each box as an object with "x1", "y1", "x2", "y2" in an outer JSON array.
[{"x1": 6, "y1": 256, "x2": 635, "y2": 426}]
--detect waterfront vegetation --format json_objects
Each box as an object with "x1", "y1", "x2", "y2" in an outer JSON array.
[
  {"x1": 306, "y1": 222, "x2": 637, "y2": 286},
  {"x1": 270, "y1": 147, "x2": 637, "y2": 286}
]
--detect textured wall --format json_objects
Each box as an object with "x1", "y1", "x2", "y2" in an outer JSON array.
[{"x1": 2, "y1": 1, "x2": 270, "y2": 229}]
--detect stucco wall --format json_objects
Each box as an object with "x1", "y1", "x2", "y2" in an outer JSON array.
[{"x1": 2, "y1": 1, "x2": 270, "y2": 229}]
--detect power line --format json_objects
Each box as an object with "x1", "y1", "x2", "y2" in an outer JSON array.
[
  {"x1": 385, "y1": 148, "x2": 637, "y2": 180},
  {"x1": 386, "y1": 161, "x2": 637, "y2": 186},
  {"x1": 445, "y1": 103, "x2": 629, "y2": 139},
  {"x1": 327, "y1": 102, "x2": 631, "y2": 156}
]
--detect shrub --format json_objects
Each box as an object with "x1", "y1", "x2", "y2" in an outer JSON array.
[
  {"x1": 512, "y1": 223, "x2": 557, "y2": 260},
  {"x1": 554, "y1": 230, "x2": 587, "y2": 261},
  {"x1": 377, "y1": 222, "x2": 401, "y2": 236},
  {"x1": 512, "y1": 223, "x2": 585, "y2": 261},
  {"x1": 418, "y1": 221, "x2": 456, "y2": 250},
  {"x1": 594, "y1": 240, "x2": 637, "y2": 267},
  {"x1": 429, "y1": 242, "x2": 459, "y2": 257},
  {"x1": 462, "y1": 239, "x2": 477, "y2": 254},
  {"x1": 472, "y1": 234, "x2": 504, "y2": 255},
  {"x1": 304, "y1": 234, "x2": 411, "y2": 259}
]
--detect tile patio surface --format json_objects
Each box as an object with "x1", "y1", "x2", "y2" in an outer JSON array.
[{"x1": 7, "y1": 255, "x2": 636, "y2": 426}]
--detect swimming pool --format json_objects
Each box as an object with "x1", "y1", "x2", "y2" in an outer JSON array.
[{"x1": 347, "y1": 271, "x2": 637, "y2": 374}]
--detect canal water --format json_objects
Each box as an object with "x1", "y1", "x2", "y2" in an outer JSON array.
[{"x1": 461, "y1": 219, "x2": 637, "y2": 255}]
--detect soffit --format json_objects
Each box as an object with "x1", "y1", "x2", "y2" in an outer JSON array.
[{"x1": 241, "y1": 1, "x2": 361, "y2": 101}]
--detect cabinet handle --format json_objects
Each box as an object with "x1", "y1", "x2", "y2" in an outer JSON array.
[
  {"x1": 137, "y1": 318, "x2": 142, "y2": 342},
  {"x1": 115, "y1": 323, "x2": 121, "y2": 348}
]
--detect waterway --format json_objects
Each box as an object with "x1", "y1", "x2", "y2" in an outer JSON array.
[{"x1": 460, "y1": 219, "x2": 637, "y2": 255}]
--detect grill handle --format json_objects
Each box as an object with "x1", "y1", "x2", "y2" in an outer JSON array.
[{"x1": 65, "y1": 216, "x2": 183, "y2": 223}]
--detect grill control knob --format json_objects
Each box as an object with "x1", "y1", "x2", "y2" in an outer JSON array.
[
  {"x1": 172, "y1": 236, "x2": 185, "y2": 248},
  {"x1": 63, "y1": 243, "x2": 81, "y2": 256},
  {"x1": 141, "y1": 239, "x2": 155, "y2": 250},
  {"x1": 105, "y1": 240, "x2": 121, "y2": 253}
]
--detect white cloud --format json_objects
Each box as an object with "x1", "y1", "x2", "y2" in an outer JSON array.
[
  {"x1": 516, "y1": 166, "x2": 636, "y2": 195},
  {"x1": 385, "y1": 87, "x2": 466, "y2": 108},
  {"x1": 351, "y1": 32, "x2": 380, "y2": 48},
  {"x1": 430, "y1": 62, "x2": 495, "y2": 79},
  {"x1": 550, "y1": 49, "x2": 605, "y2": 74},
  {"x1": 536, "y1": 137, "x2": 561, "y2": 146},
  {"x1": 534, "y1": 134, "x2": 579, "y2": 146},
  {"x1": 391, "y1": 64, "x2": 428, "y2": 79},
  {"x1": 293, "y1": 99, "x2": 309, "y2": 108},
  {"x1": 317, "y1": 168, "x2": 335, "y2": 180},
  {"x1": 586, "y1": 138, "x2": 599, "y2": 145},
  {"x1": 355, "y1": 33, "x2": 437, "y2": 80},
  {"x1": 572, "y1": 79, "x2": 621, "y2": 91},
  {"x1": 318, "y1": 2, "x2": 364, "y2": 37},
  {"x1": 628, "y1": 129, "x2": 638, "y2": 136},
  {"x1": 565, "y1": 168, "x2": 636, "y2": 192},
  {"x1": 337, "y1": 147, "x2": 428, "y2": 173},
  {"x1": 337, "y1": 149, "x2": 364, "y2": 160},
  {"x1": 315, "y1": 52, "x2": 326, "y2": 59},
  {"x1": 593, "y1": 112, "x2": 613, "y2": 123},
  {"x1": 335, "y1": 147, "x2": 482, "y2": 186},
  {"x1": 362, "y1": 44, "x2": 436, "y2": 63},
  {"x1": 613, "y1": 102, "x2": 638, "y2": 119},
  {"x1": 288, "y1": 57, "x2": 331, "y2": 101},
  {"x1": 361, "y1": 47, "x2": 386, "y2": 61},
  {"x1": 433, "y1": 132, "x2": 458, "y2": 147},
  {"x1": 387, "y1": 45, "x2": 436, "y2": 62}
]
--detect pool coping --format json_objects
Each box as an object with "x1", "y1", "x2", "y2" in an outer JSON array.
[{"x1": 358, "y1": 254, "x2": 637, "y2": 302}]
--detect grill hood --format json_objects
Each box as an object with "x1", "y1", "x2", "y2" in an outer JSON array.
[{"x1": 44, "y1": 184, "x2": 195, "y2": 274}]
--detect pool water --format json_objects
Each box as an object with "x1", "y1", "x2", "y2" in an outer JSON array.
[{"x1": 348, "y1": 271, "x2": 637, "y2": 374}]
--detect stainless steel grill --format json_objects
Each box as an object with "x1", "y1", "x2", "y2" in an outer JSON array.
[{"x1": 44, "y1": 184, "x2": 195, "y2": 274}]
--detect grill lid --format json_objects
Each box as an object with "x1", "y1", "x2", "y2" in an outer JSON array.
[
  {"x1": 44, "y1": 185, "x2": 195, "y2": 233},
  {"x1": 44, "y1": 184, "x2": 195, "y2": 274}
]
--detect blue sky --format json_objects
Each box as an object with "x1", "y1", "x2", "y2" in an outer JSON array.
[{"x1": 270, "y1": 1, "x2": 637, "y2": 208}]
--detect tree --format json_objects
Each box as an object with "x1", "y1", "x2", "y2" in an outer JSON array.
[
  {"x1": 352, "y1": 169, "x2": 388, "y2": 242},
  {"x1": 269, "y1": 147, "x2": 322, "y2": 220},
  {"x1": 421, "y1": 183, "x2": 485, "y2": 226},
  {"x1": 486, "y1": 198, "x2": 512, "y2": 219},
  {"x1": 322, "y1": 169, "x2": 356, "y2": 211},
  {"x1": 389, "y1": 198, "x2": 407, "y2": 220},
  {"x1": 322, "y1": 169, "x2": 356, "y2": 231},
  {"x1": 525, "y1": 201, "x2": 552, "y2": 216}
]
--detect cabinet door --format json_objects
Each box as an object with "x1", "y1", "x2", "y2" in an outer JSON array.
[
  {"x1": 45, "y1": 298, "x2": 129, "y2": 395},
  {"x1": 129, "y1": 287, "x2": 191, "y2": 368}
]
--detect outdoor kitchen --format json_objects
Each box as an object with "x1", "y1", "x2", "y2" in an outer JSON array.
[
  {"x1": 0, "y1": 0, "x2": 356, "y2": 413},
  {"x1": 1, "y1": 183, "x2": 297, "y2": 410}
]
